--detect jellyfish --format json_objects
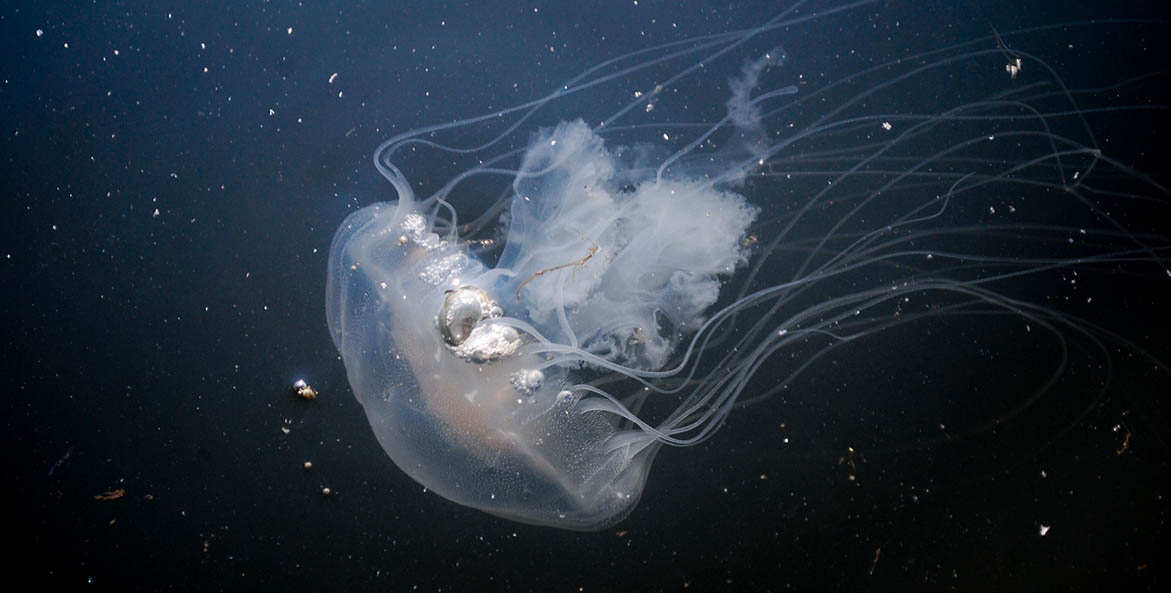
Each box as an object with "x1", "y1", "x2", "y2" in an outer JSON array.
[{"x1": 326, "y1": 1, "x2": 1169, "y2": 530}]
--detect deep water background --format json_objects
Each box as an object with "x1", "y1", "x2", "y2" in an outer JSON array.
[{"x1": 2, "y1": 1, "x2": 1168, "y2": 591}]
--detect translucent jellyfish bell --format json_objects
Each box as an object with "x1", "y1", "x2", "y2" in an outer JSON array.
[{"x1": 330, "y1": 203, "x2": 628, "y2": 528}]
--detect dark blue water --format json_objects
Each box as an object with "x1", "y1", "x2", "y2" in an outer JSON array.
[{"x1": 3, "y1": 1, "x2": 1168, "y2": 591}]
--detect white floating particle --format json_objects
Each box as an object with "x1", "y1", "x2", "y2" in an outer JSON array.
[{"x1": 1039, "y1": 524, "x2": 1050, "y2": 536}]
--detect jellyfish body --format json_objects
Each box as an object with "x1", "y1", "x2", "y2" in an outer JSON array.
[{"x1": 327, "y1": 119, "x2": 760, "y2": 529}]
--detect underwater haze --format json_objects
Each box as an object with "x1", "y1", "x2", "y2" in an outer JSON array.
[{"x1": 3, "y1": 0, "x2": 1169, "y2": 591}]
